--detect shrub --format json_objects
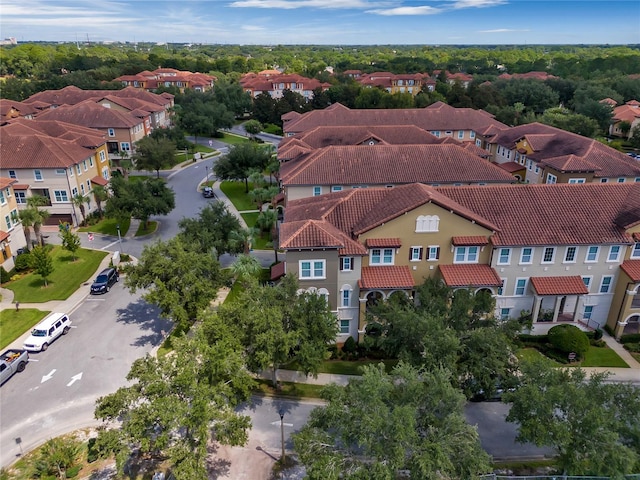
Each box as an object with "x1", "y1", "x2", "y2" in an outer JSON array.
[
  {"x1": 590, "y1": 339, "x2": 606, "y2": 348},
  {"x1": 0, "y1": 267, "x2": 11, "y2": 284},
  {"x1": 66, "y1": 465, "x2": 81, "y2": 478},
  {"x1": 547, "y1": 324, "x2": 590, "y2": 358},
  {"x1": 342, "y1": 336, "x2": 357, "y2": 358},
  {"x1": 327, "y1": 344, "x2": 339, "y2": 360},
  {"x1": 604, "y1": 324, "x2": 615, "y2": 336},
  {"x1": 621, "y1": 334, "x2": 640, "y2": 344},
  {"x1": 593, "y1": 328, "x2": 603, "y2": 340},
  {"x1": 624, "y1": 343, "x2": 640, "y2": 353},
  {"x1": 14, "y1": 252, "x2": 31, "y2": 272}
]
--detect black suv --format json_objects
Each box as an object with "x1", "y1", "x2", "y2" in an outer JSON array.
[
  {"x1": 90, "y1": 267, "x2": 119, "y2": 294},
  {"x1": 202, "y1": 186, "x2": 216, "y2": 198}
]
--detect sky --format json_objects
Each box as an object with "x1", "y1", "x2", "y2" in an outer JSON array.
[{"x1": 1, "y1": 0, "x2": 639, "y2": 45}]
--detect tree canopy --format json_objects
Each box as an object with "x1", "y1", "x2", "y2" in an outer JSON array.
[
  {"x1": 105, "y1": 175, "x2": 175, "y2": 227},
  {"x1": 178, "y1": 202, "x2": 244, "y2": 258},
  {"x1": 132, "y1": 136, "x2": 177, "y2": 177},
  {"x1": 213, "y1": 143, "x2": 272, "y2": 192}
]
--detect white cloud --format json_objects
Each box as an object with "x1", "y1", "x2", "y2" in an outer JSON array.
[
  {"x1": 242, "y1": 24, "x2": 266, "y2": 30},
  {"x1": 450, "y1": 0, "x2": 507, "y2": 8},
  {"x1": 367, "y1": 5, "x2": 441, "y2": 15},
  {"x1": 230, "y1": 0, "x2": 381, "y2": 9},
  {"x1": 478, "y1": 28, "x2": 530, "y2": 33}
]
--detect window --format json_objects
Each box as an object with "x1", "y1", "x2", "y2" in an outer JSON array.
[
  {"x1": 599, "y1": 276, "x2": 613, "y2": 294},
  {"x1": 340, "y1": 257, "x2": 352, "y2": 271},
  {"x1": 120, "y1": 142, "x2": 131, "y2": 152},
  {"x1": 582, "y1": 276, "x2": 592, "y2": 292},
  {"x1": 370, "y1": 248, "x2": 394, "y2": 265},
  {"x1": 457, "y1": 131, "x2": 464, "y2": 139},
  {"x1": 415, "y1": 215, "x2": 439, "y2": 232},
  {"x1": 607, "y1": 245, "x2": 621, "y2": 262},
  {"x1": 617, "y1": 178, "x2": 625, "y2": 183},
  {"x1": 34, "y1": 169, "x2": 43, "y2": 181},
  {"x1": 339, "y1": 319, "x2": 350, "y2": 334},
  {"x1": 8, "y1": 170, "x2": 16, "y2": 179},
  {"x1": 427, "y1": 246, "x2": 440, "y2": 261},
  {"x1": 546, "y1": 173, "x2": 557, "y2": 184},
  {"x1": 4, "y1": 215, "x2": 11, "y2": 230},
  {"x1": 410, "y1": 247, "x2": 423, "y2": 261},
  {"x1": 498, "y1": 279, "x2": 506, "y2": 295},
  {"x1": 99, "y1": 150, "x2": 106, "y2": 162},
  {"x1": 632, "y1": 243, "x2": 640, "y2": 259},
  {"x1": 54, "y1": 190, "x2": 69, "y2": 202},
  {"x1": 514, "y1": 278, "x2": 527, "y2": 296},
  {"x1": 520, "y1": 247, "x2": 533, "y2": 264},
  {"x1": 585, "y1": 246, "x2": 599, "y2": 262},
  {"x1": 80, "y1": 184, "x2": 85, "y2": 195},
  {"x1": 313, "y1": 186, "x2": 321, "y2": 196},
  {"x1": 0, "y1": 190, "x2": 4, "y2": 204},
  {"x1": 89, "y1": 157, "x2": 94, "y2": 167},
  {"x1": 568, "y1": 178, "x2": 586, "y2": 184},
  {"x1": 299, "y1": 260, "x2": 325, "y2": 279},
  {"x1": 81, "y1": 160, "x2": 87, "y2": 171},
  {"x1": 86, "y1": 180, "x2": 91, "y2": 191},
  {"x1": 540, "y1": 247, "x2": 555, "y2": 263},
  {"x1": 600, "y1": 178, "x2": 608, "y2": 183},
  {"x1": 341, "y1": 289, "x2": 351, "y2": 308},
  {"x1": 331, "y1": 186, "x2": 342, "y2": 192},
  {"x1": 470, "y1": 131, "x2": 476, "y2": 139},
  {"x1": 16, "y1": 191, "x2": 26, "y2": 204},
  {"x1": 107, "y1": 128, "x2": 115, "y2": 137},
  {"x1": 454, "y1": 246, "x2": 478, "y2": 263},
  {"x1": 445, "y1": 130, "x2": 452, "y2": 136},
  {"x1": 583, "y1": 305, "x2": 594, "y2": 320},
  {"x1": 500, "y1": 308, "x2": 511, "y2": 321},
  {"x1": 102, "y1": 167, "x2": 110, "y2": 180},
  {"x1": 497, "y1": 248, "x2": 511, "y2": 265},
  {"x1": 76, "y1": 164, "x2": 82, "y2": 175},
  {"x1": 564, "y1": 246, "x2": 577, "y2": 263},
  {"x1": 432, "y1": 130, "x2": 440, "y2": 138},
  {"x1": 55, "y1": 169, "x2": 65, "y2": 175}
]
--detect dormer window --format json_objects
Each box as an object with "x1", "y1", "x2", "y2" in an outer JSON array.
[{"x1": 415, "y1": 215, "x2": 439, "y2": 232}]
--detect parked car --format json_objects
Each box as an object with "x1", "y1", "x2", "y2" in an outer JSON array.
[
  {"x1": 90, "y1": 267, "x2": 119, "y2": 294},
  {"x1": 202, "y1": 186, "x2": 216, "y2": 198},
  {"x1": 23, "y1": 313, "x2": 71, "y2": 352},
  {"x1": 0, "y1": 349, "x2": 29, "y2": 385}
]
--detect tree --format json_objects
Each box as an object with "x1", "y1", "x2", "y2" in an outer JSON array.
[
  {"x1": 178, "y1": 202, "x2": 244, "y2": 257},
  {"x1": 94, "y1": 325, "x2": 254, "y2": 478},
  {"x1": 30, "y1": 245, "x2": 54, "y2": 287},
  {"x1": 72, "y1": 194, "x2": 87, "y2": 225},
  {"x1": 230, "y1": 254, "x2": 262, "y2": 285},
  {"x1": 217, "y1": 275, "x2": 338, "y2": 386},
  {"x1": 538, "y1": 107, "x2": 599, "y2": 137},
  {"x1": 92, "y1": 184, "x2": 108, "y2": 217},
  {"x1": 630, "y1": 125, "x2": 640, "y2": 149},
  {"x1": 213, "y1": 142, "x2": 272, "y2": 192},
  {"x1": 59, "y1": 227, "x2": 81, "y2": 261},
  {"x1": 293, "y1": 363, "x2": 492, "y2": 479},
  {"x1": 243, "y1": 119, "x2": 262, "y2": 139},
  {"x1": 26, "y1": 195, "x2": 50, "y2": 247},
  {"x1": 229, "y1": 227, "x2": 255, "y2": 255},
  {"x1": 18, "y1": 207, "x2": 37, "y2": 250},
  {"x1": 124, "y1": 237, "x2": 230, "y2": 325},
  {"x1": 31, "y1": 437, "x2": 81, "y2": 479},
  {"x1": 105, "y1": 176, "x2": 175, "y2": 228},
  {"x1": 132, "y1": 136, "x2": 177, "y2": 178},
  {"x1": 505, "y1": 360, "x2": 640, "y2": 475}
]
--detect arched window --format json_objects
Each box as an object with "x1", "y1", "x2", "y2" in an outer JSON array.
[
  {"x1": 416, "y1": 215, "x2": 440, "y2": 232},
  {"x1": 340, "y1": 284, "x2": 353, "y2": 308}
]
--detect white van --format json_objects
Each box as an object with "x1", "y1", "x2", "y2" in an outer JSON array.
[{"x1": 23, "y1": 313, "x2": 71, "y2": 352}]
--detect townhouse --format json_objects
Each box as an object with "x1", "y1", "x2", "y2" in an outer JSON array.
[
  {"x1": 609, "y1": 100, "x2": 640, "y2": 139},
  {"x1": 282, "y1": 102, "x2": 509, "y2": 148},
  {"x1": 0, "y1": 119, "x2": 110, "y2": 227},
  {"x1": 487, "y1": 122, "x2": 640, "y2": 184},
  {"x1": 0, "y1": 99, "x2": 38, "y2": 123},
  {"x1": 279, "y1": 144, "x2": 515, "y2": 203},
  {"x1": 240, "y1": 71, "x2": 330, "y2": 100},
  {"x1": 278, "y1": 183, "x2": 640, "y2": 343},
  {"x1": 0, "y1": 177, "x2": 27, "y2": 271},
  {"x1": 114, "y1": 68, "x2": 216, "y2": 93}
]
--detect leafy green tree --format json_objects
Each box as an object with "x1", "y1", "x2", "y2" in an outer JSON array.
[
  {"x1": 31, "y1": 437, "x2": 81, "y2": 479},
  {"x1": 30, "y1": 245, "x2": 54, "y2": 287},
  {"x1": 132, "y1": 136, "x2": 177, "y2": 178},
  {"x1": 124, "y1": 237, "x2": 229, "y2": 325},
  {"x1": 213, "y1": 143, "x2": 272, "y2": 192},
  {"x1": 630, "y1": 125, "x2": 640, "y2": 149},
  {"x1": 217, "y1": 275, "x2": 338, "y2": 386},
  {"x1": 178, "y1": 202, "x2": 244, "y2": 257},
  {"x1": 230, "y1": 254, "x2": 262, "y2": 285},
  {"x1": 243, "y1": 119, "x2": 262, "y2": 139},
  {"x1": 213, "y1": 79, "x2": 253, "y2": 117},
  {"x1": 72, "y1": 194, "x2": 87, "y2": 225},
  {"x1": 59, "y1": 227, "x2": 81, "y2": 261},
  {"x1": 505, "y1": 360, "x2": 640, "y2": 475},
  {"x1": 94, "y1": 326, "x2": 254, "y2": 479},
  {"x1": 18, "y1": 207, "x2": 37, "y2": 250},
  {"x1": 105, "y1": 176, "x2": 175, "y2": 228},
  {"x1": 538, "y1": 107, "x2": 599, "y2": 137},
  {"x1": 26, "y1": 195, "x2": 50, "y2": 247},
  {"x1": 252, "y1": 92, "x2": 278, "y2": 126},
  {"x1": 293, "y1": 363, "x2": 492, "y2": 479},
  {"x1": 92, "y1": 184, "x2": 108, "y2": 218},
  {"x1": 229, "y1": 227, "x2": 255, "y2": 255}
]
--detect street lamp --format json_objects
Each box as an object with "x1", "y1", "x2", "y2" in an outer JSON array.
[
  {"x1": 116, "y1": 224, "x2": 123, "y2": 253},
  {"x1": 205, "y1": 165, "x2": 209, "y2": 182},
  {"x1": 279, "y1": 408, "x2": 285, "y2": 464}
]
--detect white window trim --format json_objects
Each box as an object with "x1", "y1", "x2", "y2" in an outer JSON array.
[
  {"x1": 631, "y1": 243, "x2": 640, "y2": 260},
  {"x1": 299, "y1": 259, "x2": 326, "y2": 280},
  {"x1": 519, "y1": 247, "x2": 533, "y2": 265},
  {"x1": 585, "y1": 246, "x2": 600, "y2": 263},
  {"x1": 427, "y1": 245, "x2": 440, "y2": 261},
  {"x1": 541, "y1": 247, "x2": 556, "y2": 264},
  {"x1": 599, "y1": 275, "x2": 613, "y2": 294},
  {"x1": 514, "y1": 278, "x2": 528, "y2": 296},
  {"x1": 581, "y1": 276, "x2": 592, "y2": 293},
  {"x1": 410, "y1": 246, "x2": 422, "y2": 262},
  {"x1": 454, "y1": 246, "x2": 479, "y2": 264},
  {"x1": 370, "y1": 248, "x2": 395, "y2": 265},
  {"x1": 607, "y1": 245, "x2": 621, "y2": 263},
  {"x1": 497, "y1": 248, "x2": 511, "y2": 265},
  {"x1": 340, "y1": 257, "x2": 352, "y2": 272},
  {"x1": 563, "y1": 246, "x2": 578, "y2": 264}
]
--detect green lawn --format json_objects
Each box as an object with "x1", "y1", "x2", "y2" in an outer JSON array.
[
  {"x1": 220, "y1": 181, "x2": 257, "y2": 211},
  {"x1": 218, "y1": 133, "x2": 250, "y2": 145},
  {"x1": 241, "y1": 211, "x2": 259, "y2": 227},
  {"x1": 135, "y1": 220, "x2": 158, "y2": 237},
  {"x1": 580, "y1": 346, "x2": 629, "y2": 368},
  {"x1": 78, "y1": 217, "x2": 131, "y2": 237},
  {"x1": 516, "y1": 348, "x2": 561, "y2": 366},
  {"x1": 0, "y1": 309, "x2": 49, "y2": 349},
  {"x1": 253, "y1": 379, "x2": 325, "y2": 399},
  {"x1": 288, "y1": 358, "x2": 398, "y2": 376},
  {"x1": 252, "y1": 233, "x2": 271, "y2": 250},
  {"x1": 6, "y1": 247, "x2": 108, "y2": 302}
]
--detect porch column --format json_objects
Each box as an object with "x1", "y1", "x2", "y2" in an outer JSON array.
[
  {"x1": 552, "y1": 296, "x2": 562, "y2": 322},
  {"x1": 531, "y1": 295, "x2": 543, "y2": 323},
  {"x1": 358, "y1": 297, "x2": 368, "y2": 343},
  {"x1": 572, "y1": 295, "x2": 584, "y2": 322},
  {"x1": 615, "y1": 289, "x2": 637, "y2": 340}
]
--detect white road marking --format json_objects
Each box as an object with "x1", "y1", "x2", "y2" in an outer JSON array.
[
  {"x1": 101, "y1": 240, "x2": 119, "y2": 250},
  {"x1": 41, "y1": 369, "x2": 56, "y2": 383},
  {"x1": 67, "y1": 372, "x2": 83, "y2": 387}
]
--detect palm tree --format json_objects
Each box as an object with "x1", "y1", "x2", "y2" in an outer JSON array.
[
  {"x1": 92, "y1": 185, "x2": 108, "y2": 218},
  {"x1": 229, "y1": 228, "x2": 255, "y2": 255},
  {"x1": 27, "y1": 195, "x2": 50, "y2": 247},
  {"x1": 18, "y1": 207, "x2": 37, "y2": 250},
  {"x1": 72, "y1": 194, "x2": 86, "y2": 226},
  {"x1": 230, "y1": 254, "x2": 263, "y2": 286}
]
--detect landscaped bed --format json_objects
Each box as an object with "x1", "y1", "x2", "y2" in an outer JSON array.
[{"x1": 0, "y1": 309, "x2": 49, "y2": 349}]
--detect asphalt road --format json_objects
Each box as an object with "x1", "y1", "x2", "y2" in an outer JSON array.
[{"x1": 0, "y1": 285, "x2": 172, "y2": 467}]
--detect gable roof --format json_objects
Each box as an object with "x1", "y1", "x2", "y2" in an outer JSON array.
[
  {"x1": 35, "y1": 100, "x2": 142, "y2": 129},
  {"x1": 5, "y1": 118, "x2": 106, "y2": 148},
  {"x1": 280, "y1": 144, "x2": 516, "y2": 187},
  {"x1": 530, "y1": 276, "x2": 589, "y2": 295},
  {"x1": 359, "y1": 266, "x2": 415, "y2": 289},
  {"x1": 24, "y1": 85, "x2": 173, "y2": 109},
  {"x1": 439, "y1": 264, "x2": 502, "y2": 287}
]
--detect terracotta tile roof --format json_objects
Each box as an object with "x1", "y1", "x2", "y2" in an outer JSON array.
[
  {"x1": 539, "y1": 154, "x2": 601, "y2": 173},
  {"x1": 91, "y1": 176, "x2": 109, "y2": 186},
  {"x1": 497, "y1": 161, "x2": 526, "y2": 173},
  {"x1": 0, "y1": 177, "x2": 17, "y2": 189},
  {"x1": 634, "y1": 233, "x2": 640, "y2": 242},
  {"x1": 620, "y1": 260, "x2": 640, "y2": 282},
  {"x1": 365, "y1": 238, "x2": 402, "y2": 248},
  {"x1": 35, "y1": 100, "x2": 142, "y2": 129},
  {"x1": 280, "y1": 144, "x2": 515, "y2": 187},
  {"x1": 25, "y1": 85, "x2": 173, "y2": 109},
  {"x1": 270, "y1": 261, "x2": 286, "y2": 280},
  {"x1": 498, "y1": 71, "x2": 557, "y2": 81},
  {"x1": 437, "y1": 183, "x2": 640, "y2": 246},
  {"x1": 283, "y1": 102, "x2": 508, "y2": 135},
  {"x1": 530, "y1": 276, "x2": 589, "y2": 295},
  {"x1": 5, "y1": 118, "x2": 106, "y2": 148},
  {"x1": 359, "y1": 266, "x2": 415, "y2": 289},
  {"x1": 279, "y1": 219, "x2": 366, "y2": 255},
  {"x1": 0, "y1": 99, "x2": 38, "y2": 120},
  {"x1": 438, "y1": 264, "x2": 502, "y2": 287},
  {"x1": 451, "y1": 236, "x2": 489, "y2": 246},
  {"x1": 0, "y1": 231, "x2": 9, "y2": 242},
  {"x1": 12, "y1": 184, "x2": 29, "y2": 190},
  {"x1": 611, "y1": 101, "x2": 640, "y2": 123}
]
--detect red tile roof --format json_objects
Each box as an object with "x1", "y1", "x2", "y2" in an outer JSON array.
[
  {"x1": 0, "y1": 231, "x2": 9, "y2": 242},
  {"x1": 279, "y1": 219, "x2": 366, "y2": 255},
  {"x1": 35, "y1": 100, "x2": 142, "y2": 129},
  {"x1": 270, "y1": 262, "x2": 286, "y2": 280},
  {"x1": 91, "y1": 176, "x2": 109, "y2": 186},
  {"x1": 12, "y1": 184, "x2": 29, "y2": 190},
  {"x1": 359, "y1": 266, "x2": 415, "y2": 289},
  {"x1": 438, "y1": 264, "x2": 502, "y2": 287},
  {"x1": 634, "y1": 233, "x2": 640, "y2": 242},
  {"x1": 497, "y1": 161, "x2": 526, "y2": 173},
  {"x1": 0, "y1": 177, "x2": 17, "y2": 189},
  {"x1": 451, "y1": 236, "x2": 489, "y2": 246},
  {"x1": 620, "y1": 260, "x2": 640, "y2": 282},
  {"x1": 530, "y1": 276, "x2": 589, "y2": 295},
  {"x1": 365, "y1": 238, "x2": 402, "y2": 248}
]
